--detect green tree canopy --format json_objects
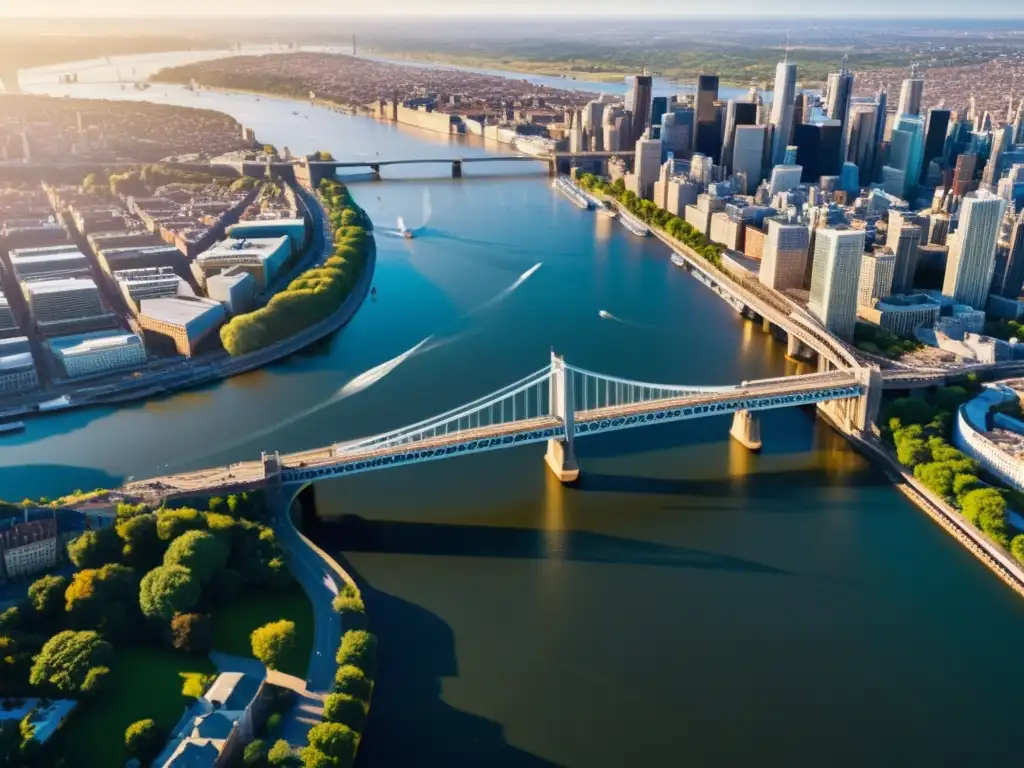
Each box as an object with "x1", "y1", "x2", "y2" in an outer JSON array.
[
  {"x1": 268, "y1": 738, "x2": 299, "y2": 766},
  {"x1": 29, "y1": 630, "x2": 112, "y2": 695},
  {"x1": 164, "y1": 530, "x2": 228, "y2": 586},
  {"x1": 156, "y1": 507, "x2": 207, "y2": 541},
  {"x1": 117, "y1": 513, "x2": 163, "y2": 568},
  {"x1": 67, "y1": 526, "x2": 123, "y2": 569},
  {"x1": 65, "y1": 563, "x2": 140, "y2": 639},
  {"x1": 306, "y1": 722, "x2": 357, "y2": 767},
  {"x1": 323, "y1": 692, "x2": 366, "y2": 731},
  {"x1": 333, "y1": 665, "x2": 372, "y2": 700},
  {"x1": 125, "y1": 719, "x2": 163, "y2": 764},
  {"x1": 335, "y1": 630, "x2": 378, "y2": 679},
  {"x1": 1011, "y1": 534, "x2": 1024, "y2": 565},
  {"x1": 139, "y1": 565, "x2": 202, "y2": 622},
  {"x1": 250, "y1": 620, "x2": 296, "y2": 670},
  {"x1": 170, "y1": 612, "x2": 213, "y2": 655},
  {"x1": 27, "y1": 574, "x2": 68, "y2": 626},
  {"x1": 243, "y1": 738, "x2": 269, "y2": 767}
]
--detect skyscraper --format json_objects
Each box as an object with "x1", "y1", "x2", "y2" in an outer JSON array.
[
  {"x1": 889, "y1": 221, "x2": 923, "y2": 294},
  {"x1": 649, "y1": 96, "x2": 669, "y2": 139},
  {"x1": 732, "y1": 125, "x2": 767, "y2": 195},
  {"x1": 825, "y1": 57, "x2": 855, "y2": 163},
  {"x1": 760, "y1": 219, "x2": 810, "y2": 290},
  {"x1": 942, "y1": 190, "x2": 1008, "y2": 309},
  {"x1": 846, "y1": 101, "x2": 880, "y2": 180},
  {"x1": 793, "y1": 122, "x2": 843, "y2": 183},
  {"x1": 921, "y1": 108, "x2": 951, "y2": 183},
  {"x1": 982, "y1": 124, "x2": 1012, "y2": 190},
  {"x1": 770, "y1": 62, "x2": 798, "y2": 167},
  {"x1": 995, "y1": 210, "x2": 1024, "y2": 299},
  {"x1": 624, "y1": 75, "x2": 653, "y2": 147},
  {"x1": 581, "y1": 100, "x2": 605, "y2": 151},
  {"x1": 633, "y1": 135, "x2": 663, "y2": 200},
  {"x1": 896, "y1": 67, "x2": 925, "y2": 117},
  {"x1": 857, "y1": 250, "x2": 896, "y2": 306},
  {"x1": 890, "y1": 114, "x2": 926, "y2": 199},
  {"x1": 694, "y1": 75, "x2": 721, "y2": 160},
  {"x1": 809, "y1": 228, "x2": 866, "y2": 340},
  {"x1": 721, "y1": 100, "x2": 758, "y2": 173}
]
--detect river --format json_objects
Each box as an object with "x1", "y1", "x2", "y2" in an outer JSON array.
[{"x1": 8, "y1": 54, "x2": 1024, "y2": 767}]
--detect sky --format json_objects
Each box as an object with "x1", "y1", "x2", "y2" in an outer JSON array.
[{"x1": 1, "y1": 0, "x2": 1022, "y2": 17}]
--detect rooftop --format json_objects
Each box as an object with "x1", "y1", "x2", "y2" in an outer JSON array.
[
  {"x1": 8, "y1": 244, "x2": 80, "y2": 259},
  {"x1": 0, "y1": 352, "x2": 36, "y2": 372},
  {"x1": 199, "y1": 235, "x2": 290, "y2": 262},
  {"x1": 140, "y1": 296, "x2": 224, "y2": 328},
  {"x1": 23, "y1": 277, "x2": 99, "y2": 295},
  {"x1": 50, "y1": 331, "x2": 144, "y2": 357}
]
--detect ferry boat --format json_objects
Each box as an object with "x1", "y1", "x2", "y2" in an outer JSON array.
[
  {"x1": 618, "y1": 209, "x2": 650, "y2": 237},
  {"x1": 552, "y1": 177, "x2": 592, "y2": 210},
  {"x1": 0, "y1": 421, "x2": 24, "y2": 435}
]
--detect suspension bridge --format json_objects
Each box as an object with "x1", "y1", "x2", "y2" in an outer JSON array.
[{"x1": 124, "y1": 352, "x2": 874, "y2": 501}]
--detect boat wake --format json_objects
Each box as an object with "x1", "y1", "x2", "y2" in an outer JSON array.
[
  {"x1": 469, "y1": 262, "x2": 542, "y2": 316},
  {"x1": 335, "y1": 336, "x2": 432, "y2": 399},
  {"x1": 598, "y1": 309, "x2": 659, "y2": 331}
]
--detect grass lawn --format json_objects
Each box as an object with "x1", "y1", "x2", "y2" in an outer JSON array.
[
  {"x1": 211, "y1": 583, "x2": 314, "y2": 678},
  {"x1": 49, "y1": 647, "x2": 216, "y2": 768}
]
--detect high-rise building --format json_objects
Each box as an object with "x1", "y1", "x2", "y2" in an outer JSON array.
[
  {"x1": 649, "y1": 96, "x2": 669, "y2": 139},
  {"x1": 721, "y1": 100, "x2": 758, "y2": 172},
  {"x1": 889, "y1": 222, "x2": 923, "y2": 294},
  {"x1": 633, "y1": 135, "x2": 663, "y2": 200},
  {"x1": 624, "y1": 75, "x2": 653, "y2": 146},
  {"x1": 825, "y1": 57, "x2": 855, "y2": 163},
  {"x1": 809, "y1": 228, "x2": 866, "y2": 340},
  {"x1": 694, "y1": 75, "x2": 721, "y2": 160},
  {"x1": 768, "y1": 164, "x2": 804, "y2": 197},
  {"x1": 581, "y1": 100, "x2": 605, "y2": 151},
  {"x1": 921, "y1": 108, "x2": 951, "y2": 182},
  {"x1": 759, "y1": 219, "x2": 810, "y2": 290},
  {"x1": 942, "y1": 190, "x2": 1008, "y2": 309},
  {"x1": 770, "y1": 62, "x2": 798, "y2": 167},
  {"x1": 896, "y1": 68, "x2": 925, "y2": 117},
  {"x1": 982, "y1": 124, "x2": 1012, "y2": 190},
  {"x1": 995, "y1": 210, "x2": 1024, "y2": 299},
  {"x1": 890, "y1": 114, "x2": 926, "y2": 199},
  {"x1": 846, "y1": 101, "x2": 880, "y2": 180},
  {"x1": 732, "y1": 125, "x2": 767, "y2": 195},
  {"x1": 793, "y1": 122, "x2": 843, "y2": 183},
  {"x1": 857, "y1": 250, "x2": 896, "y2": 306}
]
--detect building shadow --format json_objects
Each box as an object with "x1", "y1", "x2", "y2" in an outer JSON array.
[
  {"x1": 315, "y1": 516, "x2": 788, "y2": 576},
  {"x1": 318, "y1": 548, "x2": 565, "y2": 768}
]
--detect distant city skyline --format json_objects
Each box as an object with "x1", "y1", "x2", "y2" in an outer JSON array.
[{"x1": 3, "y1": 1, "x2": 1024, "y2": 17}]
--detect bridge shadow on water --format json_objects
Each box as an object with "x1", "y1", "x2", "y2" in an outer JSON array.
[
  {"x1": 315, "y1": 515, "x2": 788, "y2": 576},
  {"x1": 310, "y1": 539, "x2": 566, "y2": 768}
]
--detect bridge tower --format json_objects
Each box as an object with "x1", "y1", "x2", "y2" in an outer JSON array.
[
  {"x1": 545, "y1": 350, "x2": 580, "y2": 483},
  {"x1": 817, "y1": 366, "x2": 883, "y2": 435}
]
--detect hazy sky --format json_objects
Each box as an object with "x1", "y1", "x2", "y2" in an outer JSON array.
[{"x1": 2, "y1": 0, "x2": 1021, "y2": 17}]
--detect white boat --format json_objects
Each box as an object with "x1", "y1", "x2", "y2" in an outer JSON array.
[
  {"x1": 618, "y1": 209, "x2": 650, "y2": 237},
  {"x1": 38, "y1": 396, "x2": 72, "y2": 412},
  {"x1": 397, "y1": 216, "x2": 413, "y2": 239},
  {"x1": 671, "y1": 253, "x2": 686, "y2": 268},
  {"x1": 552, "y1": 177, "x2": 591, "y2": 210}
]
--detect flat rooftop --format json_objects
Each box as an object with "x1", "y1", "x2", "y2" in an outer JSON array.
[
  {"x1": 11, "y1": 251, "x2": 88, "y2": 267},
  {"x1": 0, "y1": 352, "x2": 35, "y2": 372},
  {"x1": 200, "y1": 235, "x2": 290, "y2": 261},
  {"x1": 140, "y1": 296, "x2": 223, "y2": 327},
  {"x1": 8, "y1": 244, "x2": 80, "y2": 259},
  {"x1": 23, "y1": 277, "x2": 99, "y2": 295},
  {"x1": 50, "y1": 330, "x2": 143, "y2": 356}
]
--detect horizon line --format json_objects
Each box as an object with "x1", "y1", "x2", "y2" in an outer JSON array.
[{"x1": 3, "y1": 12, "x2": 1024, "y2": 19}]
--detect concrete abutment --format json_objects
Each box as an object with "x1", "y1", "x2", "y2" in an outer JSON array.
[
  {"x1": 546, "y1": 351, "x2": 580, "y2": 483},
  {"x1": 730, "y1": 410, "x2": 763, "y2": 451}
]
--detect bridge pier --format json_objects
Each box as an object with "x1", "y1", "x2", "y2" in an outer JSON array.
[
  {"x1": 762, "y1": 317, "x2": 772, "y2": 334},
  {"x1": 729, "y1": 410, "x2": 763, "y2": 451},
  {"x1": 452, "y1": 160, "x2": 462, "y2": 178},
  {"x1": 370, "y1": 163, "x2": 381, "y2": 181},
  {"x1": 545, "y1": 351, "x2": 580, "y2": 483},
  {"x1": 548, "y1": 158, "x2": 557, "y2": 177},
  {"x1": 786, "y1": 333, "x2": 804, "y2": 361}
]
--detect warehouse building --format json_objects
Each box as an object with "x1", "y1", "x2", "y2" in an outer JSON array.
[
  {"x1": 97, "y1": 245, "x2": 187, "y2": 278},
  {"x1": 196, "y1": 236, "x2": 292, "y2": 290},
  {"x1": 138, "y1": 296, "x2": 227, "y2": 358},
  {"x1": 227, "y1": 218, "x2": 307, "y2": 250},
  {"x1": 22, "y1": 277, "x2": 107, "y2": 327},
  {"x1": 0, "y1": 336, "x2": 38, "y2": 393},
  {"x1": 10, "y1": 247, "x2": 91, "y2": 282},
  {"x1": 206, "y1": 267, "x2": 255, "y2": 316},
  {"x1": 114, "y1": 267, "x2": 185, "y2": 313},
  {"x1": 49, "y1": 330, "x2": 147, "y2": 379}
]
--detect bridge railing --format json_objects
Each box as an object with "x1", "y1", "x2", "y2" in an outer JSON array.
[{"x1": 566, "y1": 364, "x2": 739, "y2": 412}]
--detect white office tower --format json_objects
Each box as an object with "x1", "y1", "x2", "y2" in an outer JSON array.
[
  {"x1": 896, "y1": 69, "x2": 925, "y2": 117},
  {"x1": 731, "y1": 126, "x2": 766, "y2": 195},
  {"x1": 760, "y1": 219, "x2": 810, "y2": 291},
  {"x1": 770, "y1": 61, "x2": 798, "y2": 166},
  {"x1": 602, "y1": 106, "x2": 624, "y2": 152},
  {"x1": 634, "y1": 135, "x2": 663, "y2": 200},
  {"x1": 769, "y1": 165, "x2": 803, "y2": 197},
  {"x1": 890, "y1": 114, "x2": 925, "y2": 198},
  {"x1": 942, "y1": 190, "x2": 1008, "y2": 309},
  {"x1": 689, "y1": 153, "x2": 713, "y2": 190},
  {"x1": 857, "y1": 250, "x2": 896, "y2": 306},
  {"x1": 809, "y1": 228, "x2": 866, "y2": 340},
  {"x1": 582, "y1": 100, "x2": 605, "y2": 151}
]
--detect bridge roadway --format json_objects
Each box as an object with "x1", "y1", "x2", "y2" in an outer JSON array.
[
  {"x1": 122, "y1": 370, "x2": 859, "y2": 498},
  {"x1": 305, "y1": 151, "x2": 634, "y2": 169}
]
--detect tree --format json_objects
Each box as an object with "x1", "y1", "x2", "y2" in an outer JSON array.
[
  {"x1": 250, "y1": 620, "x2": 296, "y2": 670},
  {"x1": 67, "y1": 526, "x2": 122, "y2": 569},
  {"x1": 164, "y1": 530, "x2": 228, "y2": 586},
  {"x1": 896, "y1": 437, "x2": 930, "y2": 468},
  {"x1": 1011, "y1": 534, "x2": 1024, "y2": 565},
  {"x1": 953, "y1": 474, "x2": 982, "y2": 501},
  {"x1": 306, "y1": 722, "x2": 357, "y2": 767},
  {"x1": 208, "y1": 497, "x2": 227, "y2": 515},
  {"x1": 156, "y1": 507, "x2": 207, "y2": 541},
  {"x1": 139, "y1": 565, "x2": 202, "y2": 622},
  {"x1": 125, "y1": 719, "x2": 162, "y2": 764},
  {"x1": 960, "y1": 487, "x2": 1007, "y2": 535},
  {"x1": 885, "y1": 397, "x2": 937, "y2": 427},
  {"x1": 335, "y1": 630, "x2": 377, "y2": 679},
  {"x1": 81, "y1": 665, "x2": 110, "y2": 697},
  {"x1": 913, "y1": 462, "x2": 957, "y2": 501},
  {"x1": 244, "y1": 739, "x2": 269, "y2": 767},
  {"x1": 29, "y1": 630, "x2": 112, "y2": 695},
  {"x1": 116, "y1": 502, "x2": 149, "y2": 521},
  {"x1": 27, "y1": 574, "x2": 68, "y2": 626},
  {"x1": 117, "y1": 513, "x2": 163, "y2": 568},
  {"x1": 268, "y1": 739, "x2": 299, "y2": 767},
  {"x1": 334, "y1": 665, "x2": 372, "y2": 700},
  {"x1": 65, "y1": 563, "x2": 140, "y2": 639},
  {"x1": 299, "y1": 747, "x2": 336, "y2": 768},
  {"x1": 171, "y1": 613, "x2": 213, "y2": 654},
  {"x1": 323, "y1": 693, "x2": 366, "y2": 731}
]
